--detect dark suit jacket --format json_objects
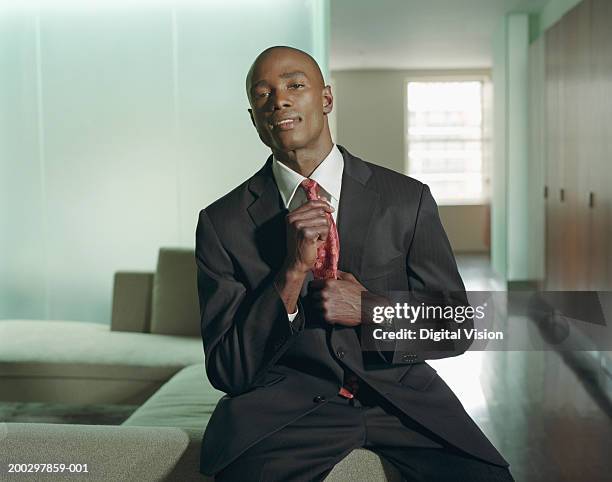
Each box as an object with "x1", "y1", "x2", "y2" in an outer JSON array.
[{"x1": 195, "y1": 145, "x2": 508, "y2": 475}]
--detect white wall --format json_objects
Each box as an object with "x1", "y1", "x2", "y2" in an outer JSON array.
[
  {"x1": 0, "y1": 0, "x2": 330, "y2": 323},
  {"x1": 332, "y1": 70, "x2": 405, "y2": 174},
  {"x1": 438, "y1": 205, "x2": 490, "y2": 253}
]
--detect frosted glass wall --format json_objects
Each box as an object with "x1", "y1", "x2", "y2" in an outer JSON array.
[{"x1": 0, "y1": 1, "x2": 330, "y2": 323}]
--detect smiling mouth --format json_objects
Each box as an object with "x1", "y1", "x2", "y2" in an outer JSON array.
[{"x1": 270, "y1": 117, "x2": 300, "y2": 131}]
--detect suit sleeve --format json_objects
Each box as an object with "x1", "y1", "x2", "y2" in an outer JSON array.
[
  {"x1": 195, "y1": 209, "x2": 304, "y2": 396},
  {"x1": 378, "y1": 184, "x2": 474, "y2": 364}
]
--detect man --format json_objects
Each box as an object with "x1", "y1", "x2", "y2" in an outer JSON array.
[{"x1": 195, "y1": 46, "x2": 513, "y2": 481}]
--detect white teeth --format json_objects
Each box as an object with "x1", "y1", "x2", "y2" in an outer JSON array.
[{"x1": 270, "y1": 119, "x2": 296, "y2": 129}]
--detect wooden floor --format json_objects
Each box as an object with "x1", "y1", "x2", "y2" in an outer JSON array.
[{"x1": 431, "y1": 255, "x2": 612, "y2": 482}]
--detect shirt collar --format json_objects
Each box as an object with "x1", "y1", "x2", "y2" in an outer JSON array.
[{"x1": 272, "y1": 144, "x2": 344, "y2": 208}]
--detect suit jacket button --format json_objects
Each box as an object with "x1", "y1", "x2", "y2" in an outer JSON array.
[
  {"x1": 336, "y1": 349, "x2": 345, "y2": 359},
  {"x1": 402, "y1": 354, "x2": 417, "y2": 362},
  {"x1": 313, "y1": 395, "x2": 326, "y2": 403}
]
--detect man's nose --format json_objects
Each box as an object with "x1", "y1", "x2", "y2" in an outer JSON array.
[{"x1": 271, "y1": 90, "x2": 292, "y2": 110}]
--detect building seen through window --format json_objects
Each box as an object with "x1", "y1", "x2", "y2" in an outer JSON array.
[{"x1": 406, "y1": 81, "x2": 488, "y2": 204}]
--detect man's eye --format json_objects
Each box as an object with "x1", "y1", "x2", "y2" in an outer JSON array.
[
  {"x1": 290, "y1": 83, "x2": 304, "y2": 89},
  {"x1": 257, "y1": 92, "x2": 270, "y2": 98}
]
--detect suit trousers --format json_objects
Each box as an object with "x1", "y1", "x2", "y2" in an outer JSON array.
[{"x1": 215, "y1": 384, "x2": 515, "y2": 482}]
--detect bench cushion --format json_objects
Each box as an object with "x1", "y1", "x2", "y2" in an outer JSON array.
[
  {"x1": 122, "y1": 364, "x2": 221, "y2": 434},
  {"x1": 0, "y1": 320, "x2": 203, "y2": 403},
  {"x1": 0, "y1": 423, "x2": 190, "y2": 481},
  {"x1": 123, "y1": 365, "x2": 401, "y2": 481},
  {"x1": 324, "y1": 449, "x2": 402, "y2": 481},
  {"x1": 122, "y1": 364, "x2": 221, "y2": 482},
  {"x1": 150, "y1": 248, "x2": 201, "y2": 337}
]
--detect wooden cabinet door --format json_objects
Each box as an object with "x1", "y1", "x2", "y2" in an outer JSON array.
[
  {"x1": 589, "y1": 0, "x2": 612, "y2": 290},
  {"x1": 545, "y1": 22, "x2": 564, "y2": 290},
  {"x1": 564, "y1": 0, "x2": 592, "y2": 290}
]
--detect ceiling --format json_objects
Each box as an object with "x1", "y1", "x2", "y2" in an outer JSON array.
[{"x1": 330, "y1": 0, "x2": 548, "y2": 70}]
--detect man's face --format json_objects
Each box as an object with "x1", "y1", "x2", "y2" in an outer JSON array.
[{"x1": 247, "y1": 49, "x2": 332, "y2": 153}]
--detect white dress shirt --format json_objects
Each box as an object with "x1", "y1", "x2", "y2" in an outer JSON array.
[{"x1": 271, "y1": 144, "x2": 344, "y2": 321}]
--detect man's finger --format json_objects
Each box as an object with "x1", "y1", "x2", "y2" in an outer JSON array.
[
  {"x1": 287, "y1": 209, "x2": 330, "y2": 225},
  {"x1": 290, "y1": 199, "x2": 334, "y2": 215},
  {"x1": 303, "y1": 226, "x2": 329, "y2": 242},
  {"x1": 293, "y1": 218, "x2": 330, "y2": 232}
]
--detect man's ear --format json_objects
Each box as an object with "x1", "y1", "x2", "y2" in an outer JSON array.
[
  {"x1": 248, "y1": 108, "x2": 256, "y2": 127},
  {"x1": 322, "y1": 85, "x2": 333, "y2": 115}
]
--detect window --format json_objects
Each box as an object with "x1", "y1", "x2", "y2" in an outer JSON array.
[{"x1": 406, "y1": 80, "x2": 489, "y2": 205}]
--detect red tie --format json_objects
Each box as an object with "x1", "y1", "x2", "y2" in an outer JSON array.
[
  {"x1": 300, "y1": 179, "x2": 359, "y2": 400},
  {"x1": 300, "y1": 179, "x2": 340, "y2": 280}
]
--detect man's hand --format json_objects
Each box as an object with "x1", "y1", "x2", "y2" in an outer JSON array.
[
  {"x1": 274, "y1": 200, "x2": 334, "y2": 316},
  {"x1": 308, "y1": 271, "x2": 367, "y2": 326},
  {"x1": 284, "y1": 199, "x2": 334, "y2": 274}
]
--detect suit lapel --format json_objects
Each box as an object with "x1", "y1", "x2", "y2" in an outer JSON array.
[
  {"x1": 247, "y1": 156, "x2": 283, "y2": 227},
  {"x1": 336, "y1": 146, "x2": 380, "y2": 278},
  {"x1": 333, "y1": 147, "x2": 381, "y2": 366},
  {"x1": 247, "y1": 157, "x2": 287, "y2": 272}
]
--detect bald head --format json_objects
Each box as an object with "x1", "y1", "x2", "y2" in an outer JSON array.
[
  {"x1": 246, "y1": 46, "x2": 325, "y2": 103},
  {"x1": 245, "y1": 45, "x2": 333, "y2": 163}
]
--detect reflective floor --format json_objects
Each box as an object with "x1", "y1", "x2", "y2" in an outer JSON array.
[{"x1": 429, "y1": 255, "x2": 612, "y2": 482}]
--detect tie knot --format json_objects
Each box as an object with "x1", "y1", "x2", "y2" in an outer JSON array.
[{"x1": 301, "y1": 179, "x2": 319, "y2": 201}]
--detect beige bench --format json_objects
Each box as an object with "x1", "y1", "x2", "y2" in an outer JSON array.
[{"x1": 0, "y1": 248, "x2": 401, "y2": 481}]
